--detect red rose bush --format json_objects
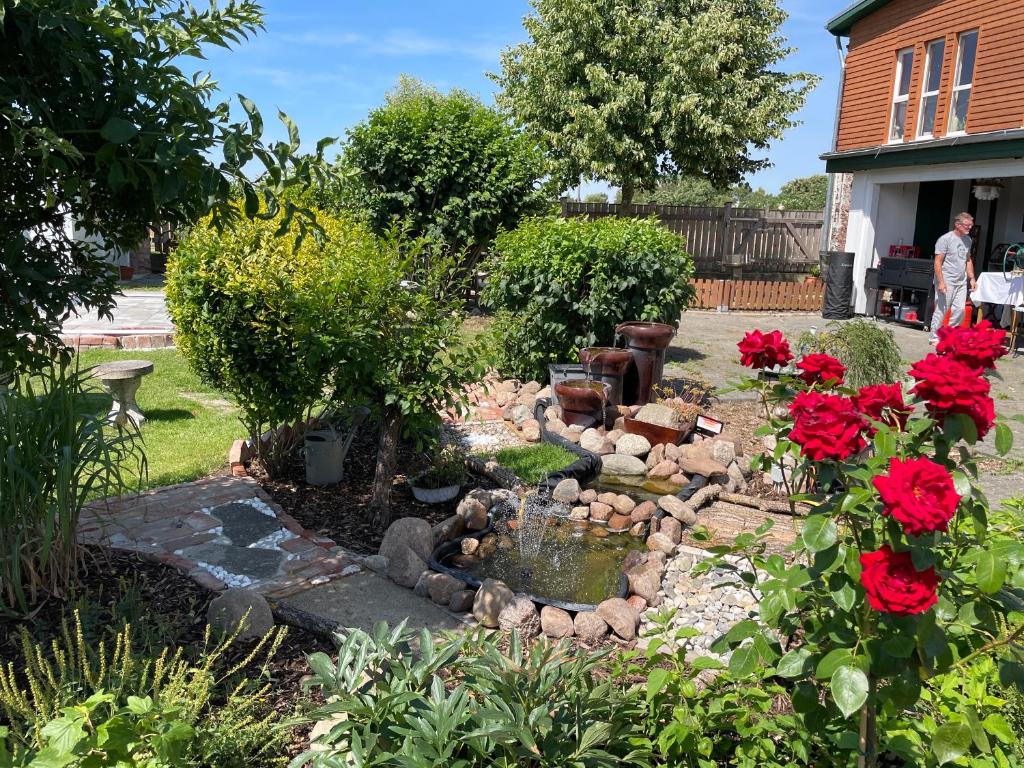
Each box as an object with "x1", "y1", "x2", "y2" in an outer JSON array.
[
  {"x1": 795, "y1": 353, "x2": 845, "y2": 388},
  {"x1": 872, "y1": 456, "x2": 960, "y2": 536},
  {"x1": 788, "y1": 391, "x2": 865, "y2": 462},
  {"x1": 859, "y1": 545, "x2": 939, "y2": 615},
  {"x1": 936, "y1": 319, "x2": 1008, "y2": 369},
  {"x1": 737, "y1": 329, "x2": 793, "y2": 370},
  {"x1": 852, "y1": 383, "x2": 912, "y2": 435}
]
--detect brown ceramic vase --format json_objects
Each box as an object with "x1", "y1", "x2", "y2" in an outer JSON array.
[
  {"x1": 553, "y1": 379, "x2": 609, "y2": 427},
  {"x1": 578, "y1": 347, "x2": 633, "y2": 406},
  {"x1": 615, "y1": 321, "x2": 676, "y2": 405}
]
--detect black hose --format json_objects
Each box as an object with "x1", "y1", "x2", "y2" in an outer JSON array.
[{"x1": 532, "y1": 397, "x2": 603, "y2": 494}]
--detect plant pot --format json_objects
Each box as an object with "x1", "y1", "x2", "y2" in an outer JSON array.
[
  {"x1": 410, "y1": 483, "x2": 461, "y2": 504},
  {"x1": 119, "y1": 266, "x2": 134, "y2": 281},
  {"x1": 615, "y1": 321, "x2": 676, "y2": 405},
  {"x1": 554, "y1": 379, "x2": 609, "y2": 427},
  {"x1": 579, "y1": 347, "x2": 633, "y2": 406},
  {"x1": 623, "y1": 416, "x2": 694, "y2": 446}
]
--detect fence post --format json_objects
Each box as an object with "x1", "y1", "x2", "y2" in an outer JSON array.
[{"x1": 717, "y1": 202, "x2": 733, "y2": 265}]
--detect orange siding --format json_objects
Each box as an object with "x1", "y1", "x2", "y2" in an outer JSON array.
[{"x1": 836, "y1": 0, "x2": 1024, "y2": 152}]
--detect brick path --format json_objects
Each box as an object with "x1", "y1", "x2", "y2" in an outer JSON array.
[
  {"x1": 79, "y1": 476, "x2": 362, "y2": 599},
  {"x1": 62, "y1": 292, "x2": 175, "y2": 351}
]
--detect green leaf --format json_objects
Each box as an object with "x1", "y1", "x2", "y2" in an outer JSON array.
[
  {"x1": 777, "y1": 648, "x2": 812, "y2": 678},
  {"x1": 977, "y1": 550, "x2": 1006, "y2": 594},
  {"x1": 831, "y1": 666, "x2": 868, "y2": 719},
  {"x1": 239, "y1": 94, "x2": 263, "y2": 135},
  {"x1": 995, "y1": 422, "x2": 1013, "y2": 455},
  {"x1": 816, "y1": 648, "x2": 853, "y2": 679},
  {"x1": 801, "y1": 516, "x2": 838, "y2": 553},
  {"x1": 646, "y1": 667, "x2": 670, "y2": 701},
  {"x1": 729, "y1": 645, "x2": 759, "y2": 677},
  {"x1": 40, "y1": 715, "x2": 85, "y2": 753},
  {"x1": 100, "y1": 116, "x2": 138, "y2": 144},
  {"x1": 24, "y1": 746, "x2": 76, "y2": 768},
  {"x1": 279, "y1": 110, "x2": 300, "y2": 150},
  {"x1": 126, "y1": 695, "x2": 153, "y2": 714},
  {"x1": 932, "y1": 722, "x2": 972, "y2": 765},
  {"x1": 982, "y1": 713, "x2": 1014, "y2": 744}
]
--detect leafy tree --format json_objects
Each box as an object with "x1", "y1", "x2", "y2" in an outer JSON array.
[
  {"x1": 777, "y1": 173, "x2": 828, "y2": 210},
  {"x1": 1, "y1": 0, "x2": 330, "y2": 378},
  {"x1": 494, "y1": 0, "x2": 817, "y2": 204},
  {"x1": 732, "y1": 184, "x2": 779, "y2": 209},
  {"x1": 632, "y1": 176, "x2": 733, "y2": 207},
  {"x1": 583, "y1": 192, "x2": 609, "y2": 203},
  {"x1": 335, "y1": 76, "x2": 552, "y2": 265}
]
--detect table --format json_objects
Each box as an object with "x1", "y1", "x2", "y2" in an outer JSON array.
[
  {"x1": 92, "y1": 359, "x2": 154, "y2": 427},
  {"x1": 970, "y1": 272, "x2": 1024, "y2": 326}
]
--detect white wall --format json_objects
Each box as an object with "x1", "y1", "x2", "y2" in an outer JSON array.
[{"x1": 872, "y1": 182, "x2": 920, "y2": 265}]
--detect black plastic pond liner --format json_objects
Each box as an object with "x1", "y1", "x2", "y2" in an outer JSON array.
[
  {"x1": 676, "y1": 473, "x2": 709, "y2": 501},
  {"x1": 532, "y1": 397, "x2": 604, "y2": 495}
]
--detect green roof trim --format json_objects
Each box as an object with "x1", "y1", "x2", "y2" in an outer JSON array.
[
  {"x1": 823, "y1": 138, "x2": 1024, "y2": 173},
  {"x1": 826, "y1": 0, "x2": 892, "y2": 36}
]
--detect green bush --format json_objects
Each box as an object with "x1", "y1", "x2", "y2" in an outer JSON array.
[
  {"x1": 0, "y1": 365, "x2": 144, "y2": 615},
  {"x1": 482, "y1": 216, "x2": 694, "y2": 380},
  {"x1": 796, "y1": 318, "x2": 903, "y2": 390}
]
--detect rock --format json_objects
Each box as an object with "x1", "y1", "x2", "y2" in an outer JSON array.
[
  {"x1": 589, "y1": 502, "x2": 613, "y2": 522},
  {"x1": 596, "y1": 439, "x2": 616, "y2": 454},
  {"x1": 414, "y1": 569, "x2": 435, "y2": 597},
  {"x1": 388, "y1": 545, "x2": 429, "y2": 588},
  {"x1": 621, "y1": 550, "x2": 646, "y2": 573},
  {"x1": 718, "y1": 432, "x2": 744, "y2": 457},
  {"x1": 600, "y1": 454, "x2": 647, "y2": 476},
  {"x1": 647, "y1": 532, "x2": 677, "y2": 556},
  {"x1": 521, "y1": 381, "x2": 542, "y2": 395},
  {"x1": 517, "y1": 394, "x2": 538, "y2": 412},
  {"x1": 664, "y1": 442, "x2": 681, "y2": 461},
  {"x1": 567, "y1": 424, "x2": 587, "y2": 434},
  {"x1": 726, "y1": 461, "x2": 747, "y2": 493},
  {"x1": 573, "y1": 611, "x2": 609, "y2": 645},
  {"x1": 647, "y1": 460, "x2": 679, "y2": 480},
  {"x1": 629, "y1": 521, "x2": 646, "y2": 537},
  {"x1": 579, "y1": 489, "x2": 598, "y2": 505},
  {"x1": 627, "y1": 595, "x2": 648, "y2": 613},
  {"x1": 607, "y1": 428, "x2": 625, "y2": 443},
  {"x1": 466, "y1": 488, "x2": 495, "y2": 507},
  {"x1": 660, "y1": 516, "x2": 682, "y2": 545},
  {"x1": 580, "y1": 428, "x2": 606, "y2": 453},
  {"x1": 536, "y1": 386, "x2": 551, "y2": 400},
  {"x1": 669, "y1": 473, "x2": 688, "y2": 486},
  {"x1": 707, "y1": 439, "x2": 737, "y2": 467},
  {"x1": 363, "y1": 554, "x2": 388, "y2": 574},
  {"x1": 547, "y1": 419, "x2": 567, "y2": 436},
  {"x1": 607, "y1": 513, "x2": 631, "y2": 532},
  {"x1": 634, "y1": 403, "x2": 683, "y2": 429},
  {"x1": 616, "y1": 433, "x2": 652, "y2": 457},
  {"x1": 427, "y1": 573, "x2": 465, "y2": 606},
  {"x1": 590, "y1": 526, "x2": 609, "y2": 538},
  {"x1": 597, "y1": 492, "x2": 618, "y2": 505},
  {"x1": 448, "y1": 589, "x2": 476, "y2": 612},
  {"x1": 457, "y1": 498, "x2": 489, "y2": 531},
  {"x1": 562, "y1": 430, "x2": 581, "y2": 445},
  {"x1": 432, "y1": 514, "x2": 464, "y2": 545},
  {"x1": 544, "y1": 405, "x2": 561, "y2": 421},
  {"x1": 627, "y1": 563, "x2": 663, "y2": 606},
  {"x1": 611, "y1": 494, "x2": 635, "y2": 515},
  {"x1": 659, "y1": 495, "x2": 698, "y2": 526},
  {"x1": 540, "y1": 605, "x2": 575, "y2": 638},
  {"x1": 645, "y1": 443, "x2": 666, "y2": 469},
  {"x1": 379, "y1": 517, "x2": 433, "y2": 563},
  {"x1": 630, "y1": 501, "x2": 656, "y2": 523},
  {"x1": 676, "y1": 445, "x2": 729, "y2": 478},
  {"x1": 522, "y1": 419, "x2": 541, "y2": 442},
  {"x1": 509, "y1": 404, "x2": 531, "y2": 427},
  {"x1": 648, "y1": 550, "x2": 668, "y2": 567},
  {"x1": 498, "y1": 379, "x2": 520, "y2": 392},
  {"x1": 498, "y1": 596, "x2": 541, "y2": 639},
  {"x1": 552, "y1": 478, "x2": 581, "y2": 504},
  {"x1": 597, "y1": 597, "x2": 639, "y2": 640},
  {"x1": 207, "y1": 589, "x2": 274, "y2": 641},
  {"x1": 473, "y1": 579, "x2": 515, "y2": 628},
  {"x1": 461, "y1": 538, "x2": 480, "y2": 555},
  {"x1": 569, "y1": 506, "x2": 590, "y2": 520}
]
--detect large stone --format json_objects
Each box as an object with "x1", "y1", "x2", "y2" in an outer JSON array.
[
  {"x1": 569, "y1": 506, "x2": 590, "y2": 520},
  {"x1": 676, "y1": 445, "x2": 729, "y2": 478},
  {"x1": 660, "y1": 515, "x2": 682, "y2": 545},
  {"x1": 573, "y1": 611, "x2": 609, "y2": 645},
  {"x1": 627, "y1": 563, "x2": 663, "y2": 606},
  {"x1": 600, "y1": 454, "x2": 647, "y2": 476},
  {"x1": 580, "y1": 428, "x2": 606, "y2": 453},
  {"x1": 509, "y1": 404, "x2": 532, "y2": 427},
  {"x1": 413, "y1": 570, "x2": 432, "y2": 597},
  {"x1": 432, "y1": 514, "x2": 465, "y2": 546},
  {"x1": 207, "y1": 588, "x2": 274, "y2": 641},
  {"x1": 498, "y1": 596, "x2": 541, "y2": 639},
  {"x1": 473, "y1": 578, "x2": 515, "y2": 628},
  {"x1": 540, "y1": 605, "x2": 574, "y2": 638},
  {"x1": 597, "y1": 597, "x2": 639, "y2": 640},
  {"x1": 518, "y1": 394, "x2": 538, "y2": 412},
  {"x1": 634, "y1": 403, "x2": 683, "y2": 429},
  {"x1": 544, "y1": 405, "x2": 562, "y2": 421},
  {"x1": 521, "y1": 380, "x2": 542, "y2": 395},
  {"x1": 647, "y1": 532, "x2": 677, "y2": 556},
  {"x1": 388, "y1": 545, "x2": 429, "y2": 588},
  {"x1": 629, "y1": 522, "x2": 646, "y2": 537},
  {"x1": 607, "y1": 513, "x2": 631, "y2": 532},
  {"x1": 522, "y1": 419, "x2": 541, "y2": 442},
  {"x1": 726, "y1": 461, "x2": 747, "y2": 493},
  {"x1": 707, "y1": 438, "x2": 737, "y2": 467},
  {"x1": 616, "y1": 433, "x2": 652, "y2": 457},
  {"x1": 669, "y1": 473, "x2": 688, "y2": 486},
  {"x1": 597, "y1": 492, "x2": 619, "y2": 505},
  {"x1": 363, "y1": 554, "x2": 388, "y2": 574},
  {"x1": 427, "y1": 572, "x2": 465, "y2": 605},
  {"x1": 461, "y1": 537, "x2": 480, "y2": 555},
  {"x1": 630, "y1": 500, "x2": 656, "y2": 523},
  {"x1": 627, "y1": 595, "x2": 648, "y2": 613},
  {"x1": 552, "y1": 478, "x2": 581, "y2": 504},
  {"x1": 647, "y1": 460, "x2": 679, "y2": 480},
  {"x1": 457, "y1": 497, "x2": 489, "y2": 531},
  {"x1": 658, "y1": 495, "x2": 698, "y2": 526},
  {"x1": 664, "y1": 442, "x2": 681, "y2": 461},
  {"x1": 609, "y1": 495, "x2": 633, "y2": 516},
  {"x1": 579, "y1": 489, "x2": 598, "y2": 505},
  {"x1": 448, "y1": 589, "x2": 476, "y2": 612},
  {"x1": 562, "y1": 430, "x2": 581, "y2": 445},
  {"x1": 379, "y1": 517, "x2": 433, "y2": 563},
  {"x1": 645, "y1": 443, "x2": 666, "y2": 469},
  {"x1": 606, "y1": 428, "x2": 625, "y2": 444},
  {"x1": 589, "y1": 502, "x2": 613, "y2": 522},
  {"x1": 547, "y1": 419, "x2": 567, "y2": 436},
  {"x1": 498, "y1": 379, "x2": 520, "y2": 392}
]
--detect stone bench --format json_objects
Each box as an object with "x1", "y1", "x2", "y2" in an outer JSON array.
[{"x1": 92, "y1": 359, "x2": 154, "y2": 426}]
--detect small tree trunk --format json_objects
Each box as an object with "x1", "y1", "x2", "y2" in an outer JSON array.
[
  {"x1": 620, "y1": 179, "x2": 635, "y2": 206},
  {"x1": 370, "y1": 406, "x2": 402, "y2": 530},
  {"x1": 857, "y1": 676, "x2": 878, "y2": 768}
]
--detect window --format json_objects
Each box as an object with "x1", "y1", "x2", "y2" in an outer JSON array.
[
  {"x1": 916, "y1": 39, "x2": 945, "y2": 137},
  {"x1": 948, "y1": 30, "x2": 978, "y2": 134},
  {"x1": 889, "y1": 48, "x2": 914, "y2": 142}
]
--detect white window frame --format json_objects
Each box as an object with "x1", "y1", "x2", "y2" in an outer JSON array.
[
  {"x1": 916, "y1": 39, "x2": 945, "y2": 138},
  {"x1": 889, "y1": 47, "x2": 914, "y2": 143},
  {"x1": 947, "y1": 30, "x2": 978, "y2": 135}
]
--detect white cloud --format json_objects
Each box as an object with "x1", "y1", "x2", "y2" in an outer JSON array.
[{"x1": 278, "y1": 28, "x2": 504, "y2": 63}]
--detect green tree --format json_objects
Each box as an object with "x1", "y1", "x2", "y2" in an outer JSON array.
[
  {"x1": 1, "y1": 0, "x2": 331, "y2": 378},
  {"x1": 336, "y1": 76, "x2": 552, "y2": 265},
  {"x1": 494, "y1": 0, "x2": 817, "y2": 204},
  {"x1": 777, "y1": 173, "x2": 829, "y2": 210},
  {"x1": 632, "y1": 176, "x2": 733, "y2": 207}
]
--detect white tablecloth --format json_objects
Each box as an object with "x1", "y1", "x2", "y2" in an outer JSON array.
[{"x1": 970, "y1": 272, "x2": 1024, "y2": 325}]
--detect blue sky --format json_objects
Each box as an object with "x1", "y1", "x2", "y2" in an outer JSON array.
[{"x1": 200, "y1": 0, "x2": 850, "y2": 194}]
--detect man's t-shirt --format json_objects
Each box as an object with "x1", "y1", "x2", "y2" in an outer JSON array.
[{"x1": 934, "y1": 231, "x2": 972, "y2": 287}]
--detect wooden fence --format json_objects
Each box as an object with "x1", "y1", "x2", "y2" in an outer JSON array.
[
  {"x1": 691, "y1": 278, "x2": 824, "y2": 312},
  {"x1": 560, "y1": 201, "x2": 824, "y2": 279}
]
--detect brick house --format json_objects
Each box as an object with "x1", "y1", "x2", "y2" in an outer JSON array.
[{"x1": 822, "y1": 0, "x2": 1024, "y2": 314}]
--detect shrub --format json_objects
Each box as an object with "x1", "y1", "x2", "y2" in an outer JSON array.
[
  {"x1": 482, "y1": 216, "x2": 694, "y2": 380},
  {"x1": 796, "y1": 318, "x2": 903, "y2": 390},
  {"x1": 411, "y1": 445, "x2": 466, "y2": 490},
  {"x1": 0, "y1": 365, "x2": 144, "y2": 615}
]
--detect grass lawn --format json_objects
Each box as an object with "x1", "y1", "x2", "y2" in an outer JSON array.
[
  {"x1": 76, "y1": 348, "x2": 241, "y2": 490},
  {"x1": 485, "y1": 444, "x2": 577, "y2": 485}
]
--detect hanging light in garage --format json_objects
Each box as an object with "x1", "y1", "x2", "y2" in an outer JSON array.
[{"x1": 973, "y1": 179, "x2": 1004, "y2": 201}]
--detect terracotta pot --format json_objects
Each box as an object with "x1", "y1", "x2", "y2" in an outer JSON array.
[
  {"x1": 579, "y1": 347, "x2": 633, "y2": 405},
  {"x1": 623, "y1": 416, "x2": 694, "y2": 446},
  {"x1": 119, "y1": 265, "x2": 134, "y2": 281},
  {"x1": 615, "y1": 321, "x2": 676, "y2": 405},
  {"x1": 553, "y1": 379, "x2": 609, "y2": 427}
]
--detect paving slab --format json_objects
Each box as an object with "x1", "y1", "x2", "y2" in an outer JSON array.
[
  {"x1": 208, "y1": 501, "x2": 282, "y2": 545},
  {"x1": 177, "y1": 542, "x2": 286, "y2": 581},
  {"x1": 278, "y1": 571, "x2": 469, "y2": 636}
]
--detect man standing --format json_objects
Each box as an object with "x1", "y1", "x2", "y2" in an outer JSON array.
[{"x1": 929, "y1": 212, "x2": 977, "y2": 342}]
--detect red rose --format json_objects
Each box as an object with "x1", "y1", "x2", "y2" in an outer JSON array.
[
  {"x1": 872, "y1": 457, "x2": 960, "y2": 536},
  {"x1": 936, "y1": 320, "x2": 1008, "y2": 369},
  {"x1": 788, "y1": 391, "x2": 866, "y2": 462},
  {"x1": 795, "y1": 353, "x2": 846, "y2": 388},
  {"x1": 908, "y1": 354, "x2": 995, "y2": 438},
  {"x1": 737, "y1": 329, "x2": 793, "y2": 370},
  {"x1": 852, "y1": 383, "x2": 913, "y2": 435},
  {"x1": 860, "y1": 545, "x2": 939, "y2": 615}
]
